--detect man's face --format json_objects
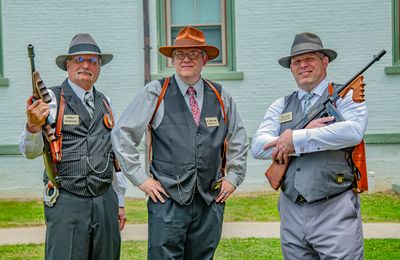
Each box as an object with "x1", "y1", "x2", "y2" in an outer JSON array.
[
  {"x1": 66, "y1": 54, "x2": 101, "y2": 91},
  {"x1": 172, "y1": 48, "x2": 207, "y2": 85},
  {"x1": 290, "y1": 52, "x2": 329, "y2": 92}
]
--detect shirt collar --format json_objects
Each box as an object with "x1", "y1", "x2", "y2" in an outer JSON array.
[
  {"x1": 174, "y1": 74, "x2": 203, "y2": 97},
  {"x1": 67, "y1": 79, "x2": 93, "y2": 102},
  {"x1": 297, "y1": 79, "x2": 329, "y2": 100}
]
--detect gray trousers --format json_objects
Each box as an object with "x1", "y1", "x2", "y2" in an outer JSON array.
[
  {"x1": 44, "y1": 185, "x2": 120, "y2": 260},
  {"x1": 147, "y1": 193, "x2": 225, "y2": 260},
  {"x1": 279, "y1": 190, "x2": 364, "y2": 260}
]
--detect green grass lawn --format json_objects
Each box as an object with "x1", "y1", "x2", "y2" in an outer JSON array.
[
  {"x1": 0, "y1": 192, "x2": 399, "y2": 227},
  {"x1": 0, "y1": 238, "x2": 399, "y2": 260}
]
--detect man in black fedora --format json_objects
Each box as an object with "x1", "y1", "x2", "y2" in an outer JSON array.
[
  {"x1": 19, "y1": 33, "x2": 126, "y2": 259},
  {"x1": 252, "y1": 32, "x2": 367, "y2": 259}
]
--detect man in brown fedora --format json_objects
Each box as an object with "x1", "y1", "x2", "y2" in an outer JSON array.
[
  {"x1": 252, "y1": 32, "x2": 367, "y2": 259},
  {"x1": 112, "y1": 26, "x2": 249, "y2": 259},
  {"x1": 19, "y1": 33, "x2": 126, "y2": 259}
]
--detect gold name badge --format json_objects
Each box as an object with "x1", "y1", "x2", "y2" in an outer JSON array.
[
  {"x1": 205, "y1": 117, "x2": 219, "y2": 127},
  {"x1": 279, "y1": 112, "x2": 293, "y2": 123},
  {"x1": 63, "y1": 115, "x2": 80, "y2": 125}
]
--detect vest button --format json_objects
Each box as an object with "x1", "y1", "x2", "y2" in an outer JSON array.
[{"x1": 296, "y1": 168, "x2": 301, "y2": 171}]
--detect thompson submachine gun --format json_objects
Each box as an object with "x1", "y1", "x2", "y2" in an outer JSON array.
[{"x1": 28, "y1": 44, "x2": 62, "y2": 206}]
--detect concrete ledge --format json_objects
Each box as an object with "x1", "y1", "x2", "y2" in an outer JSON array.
[{"x1": 392, "y1": 183, "x2": 400, "y2": 194}]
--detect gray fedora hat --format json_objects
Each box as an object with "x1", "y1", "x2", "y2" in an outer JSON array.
[
  {"x1": 55, "y1": 33, "x2": 113, "y2": 71},
  {"x1": 278, "y1": 32, "x2": 337, "y2": 68}
]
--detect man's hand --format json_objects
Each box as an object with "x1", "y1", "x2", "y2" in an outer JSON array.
[
  {"x1": 26, "y1": 96, "x2": 49, "y2": 133},
  {"x1": 305, "y1": 116, "x2": 335, "y2": 129},
  {"x1": 215, "y1": 180, "x2": 236, "y2": 203},
  {"x1": 138, "y1": 178, "x2": 169, "y2": 203},
  {"x1": 118, "y1": 207, "x2": 127, "y2": 231},
  {"x1": 263, "y1": 129, "x2": 294, "y2": 164}
]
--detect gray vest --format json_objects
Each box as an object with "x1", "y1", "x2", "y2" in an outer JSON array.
[
  {"x1": 150, "y1": 76, "x2": 228, "y2": 206},
  {"x1": 280, "y1": 85, "x2": 353, "y2": 202},
  {"x1": 48, "y1": 80, "x2": 114, "y2": 197}
]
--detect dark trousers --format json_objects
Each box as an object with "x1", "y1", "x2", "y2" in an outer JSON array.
[
  {"x1": 44, "y1": 186, "x2": 120, "y2": 260},
  {"x1": 147, "y1": 193, "x2": 225, "y2": 260}
]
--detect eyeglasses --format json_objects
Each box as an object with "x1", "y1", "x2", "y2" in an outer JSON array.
[
  {"x1": 71, "y1": 56, "x2": 99, "y2": 65},
  {"x1": 174, "y1": 51, "x2": 202, "y2": 61}
]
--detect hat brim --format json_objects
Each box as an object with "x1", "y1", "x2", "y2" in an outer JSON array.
[
  {"x1": 159, "y1": 45, "x2": 220, "y2": 61},
  {"x1": 55, "y1": 52, "x2": 113, "y2": 71},
  {"x1": 278, "y1": 48, "x2": 337, "y2": 68}
]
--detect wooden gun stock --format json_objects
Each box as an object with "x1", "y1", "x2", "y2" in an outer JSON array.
[
  {"x1": 265, "y1": 159, "x2": 290, "y2": 190},
  {"x1": 352, "y1": 140, "x2": 368, "y2": 193}
]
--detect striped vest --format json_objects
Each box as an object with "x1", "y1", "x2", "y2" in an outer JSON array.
[{"x1": 48, "y1": 80, "x2": 114, "y2": 197}]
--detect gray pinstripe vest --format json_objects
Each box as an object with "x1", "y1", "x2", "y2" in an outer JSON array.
[
  {"x1": 48, "y1": 80, "x2": 114, "y2": 197},
  {"x1": 150, "y1": 76, "x2": 228, "y2": 206},
  {"x1": 280, "y1": 85, "x2": 353, "y2": 202}
]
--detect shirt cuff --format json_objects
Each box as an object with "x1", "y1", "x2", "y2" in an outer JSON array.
[
  {"x1": 116, "y1": 191, "x2": 125, "y2": 207},
  {"x1": 125, "y1": 168, "x2": 150, "y2": 187},
  {"x1": 224, "y1": 172, "x2": 243, "y2": 188},
  {"x1": 293, "y1": 129, "x2": 308, "y2": 154}
]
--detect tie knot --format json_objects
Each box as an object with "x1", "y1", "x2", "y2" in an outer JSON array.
[
  {"x1": 84, "y1": 92, "x2": 93, "y2": 102},
  {"x1": 187, "y1": 86, "x2": 196, "y2": 96},
  {"x1": 303, "y1": 92, "x2": 314, "y2": 101}
]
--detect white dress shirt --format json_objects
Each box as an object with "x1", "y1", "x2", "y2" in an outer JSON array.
[
  {"x1": 18, "y1": 79, "x2": 127, "y2": 207},
  {"x1": 251, "y1": 79, "x2": 368, "y2": 159}
]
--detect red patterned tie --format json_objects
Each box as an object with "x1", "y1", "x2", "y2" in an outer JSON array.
[{"x1": 187, "y1": 86, "x2": 200, "y2": 126}]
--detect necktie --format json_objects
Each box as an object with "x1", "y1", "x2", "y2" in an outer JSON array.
[
  {"x1": 84, "y1": 92, "x2": 95, "y2": 118},
  {"x1": 187, "y1": 86, "x2": 200, "y2": 126},
  {"x1": 303, "y1": 92, "x2": 314, "y2": 115}
]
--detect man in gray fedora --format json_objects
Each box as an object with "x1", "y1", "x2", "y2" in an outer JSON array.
[
  {"x1": 252, "y1": 32, "x2": 367, "y2": 259},
  {"x1": 19, "y1": 33, "x2": 126, "y2": 259}
]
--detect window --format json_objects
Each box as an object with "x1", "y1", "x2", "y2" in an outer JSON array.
[
  {"x1": 154, "y1": 0, "x2": 243, "y2": 80},
  {"x1": 0, "y1": 0, "x2": 8, "y2": 86},
  {"x1": 385, "y1": 0, "x2": 400, "y2": 74}
]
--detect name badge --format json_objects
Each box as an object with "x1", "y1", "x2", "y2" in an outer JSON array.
[
  {"x1": 63, "y1": 115, "x2": 80, "y2": 125},
  {"x1": 205, "y1": 117, "x2": 219, "y2": 127},
  {"x1": 279, "y1": 112, "x2": 292, "y2": 123}
]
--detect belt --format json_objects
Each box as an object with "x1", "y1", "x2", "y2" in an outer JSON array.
[{"x1": 295, "y1": 187, "x2": 351, "y2": 205}]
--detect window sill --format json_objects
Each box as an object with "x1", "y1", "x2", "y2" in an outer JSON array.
[
  {"x1": 151, "y1": 68, "x2": 244, "y2": 81},
  {"x1": 0, "y1": 77, "x2": 9, "y2": 86},
  {"x1": 384, "y1": 65, "x2": 400, "y2": 75}
]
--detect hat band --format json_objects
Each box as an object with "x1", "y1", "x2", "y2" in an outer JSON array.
[
  {"x1": 291, "y1": 42, "x2": 322, "y2": 56},
  {"x1": 174, "y1": 38, "x2": 207, "y2": 47},
  {"x1": 68, "y1": 44, "x2": 101, "y2": 55}
]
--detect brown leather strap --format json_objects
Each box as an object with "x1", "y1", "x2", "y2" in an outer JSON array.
[
  {"x1": 148, "y1": 77, "x2": 171, "y2": 163},
  {"x1": 51, "y1": 89, "x2": 64, "y2": 163},
  {"x1": 204, "y1": 79, "x2": 227, "y2": 123}
]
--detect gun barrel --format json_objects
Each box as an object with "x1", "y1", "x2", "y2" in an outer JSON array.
[
  {"x1": 27, "y1": 44, "x2": 35, "y2": 73},
  {"x1": 339, "y1": 50, "x2": 386, "y2": 94}
]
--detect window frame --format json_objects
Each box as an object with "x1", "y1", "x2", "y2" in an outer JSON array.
[
  {"x1": 153, "y1": 0, "x2": 243, "y2": 80},
  {"x1": 0, "y1": 0, "x2": 8, "y2": 86},
  {"x1": 385, "y1": 0, "x2": 400, "y2": 74}
]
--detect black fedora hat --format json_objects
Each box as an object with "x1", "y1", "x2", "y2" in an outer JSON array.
[
  {"x1": 55, "y1": 33, "x2": 113, "y2": 71},
  {"x1": 278, "y1": 32, "x2": 337, "y2": 68}
]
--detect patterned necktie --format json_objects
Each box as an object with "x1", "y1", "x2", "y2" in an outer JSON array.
[
  {"x1": 84, "y1": 92, "x2": 95, "y2": 118},
  {"x1": 303, "y1": 92, "x2": 315, "y2": 115},
  {"x1": 187, "y1": 86, "x2": 200, "y2": 126}
]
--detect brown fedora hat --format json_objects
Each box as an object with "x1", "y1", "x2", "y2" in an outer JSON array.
[
  {"x1": 159, "y1": 26, "x2": 219, "y2": 60},
  {"x1": 55, "y1": 33, "x2": 113, "y2": 71},
  {"x1": 278, "y1": 32, "x2": 337, "y2": 68}
]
